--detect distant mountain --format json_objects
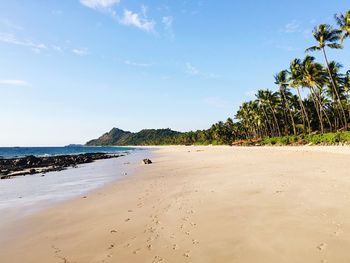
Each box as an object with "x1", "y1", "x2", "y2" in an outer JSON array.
[{"x1": 86, "y1": 128, "x2": 183, "y2": 146}]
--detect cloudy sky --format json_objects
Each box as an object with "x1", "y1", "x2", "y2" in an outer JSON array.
[{"x1": 1, "y1": 0, "x2": 349, "y2": 146}]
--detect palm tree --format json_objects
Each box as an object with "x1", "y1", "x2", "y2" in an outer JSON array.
[
  {"x1": 344, "y1": 70, "x2": 350, "y2": 118},
  {"x1": 289, "y1": 58, "x2": 311, "y2": 133},
  {"x1": 335, "y1": 10, "x2": 350, "y2": 42},
  {"x1": 274, "y1": 70, "x2": 297, "y2": 135},
  {"x1": 301, "y1": 56, "x2": 331, "y2": 132},
  {"x1": 325, "y1": 61, "x2": 347, "y2": 129},
  {"x1": 256, "y1": 90, "x2": 281, "y2": 137},
  {"x1": 305, "y1": 24, "x2": 347, "y2": 129}
]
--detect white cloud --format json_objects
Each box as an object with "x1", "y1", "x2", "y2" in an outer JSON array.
[
  {"x1": 185, "y1": 62, "x2": 200, "y2": 75},
  {"x1": 162, "y1": 16, "x2": 174, "y2": 39},
  {"x1": 162, "y1": 16, "x2": 173, "y2": 28},
  {"x1": 0, "y1": 79, "x2": 30, "y2": 87},
  {"x1": 72, "y1": 48, "x2": 88, "y2": 56},
  {"x1": 283, "y1": 20, "x2": 301, "y2": 33},
  {"x1": 52, "y1": 45, "x2": 63, "y2": 52},
  {"x1": 0, "y1": 33, "x2": 47, "y2": 50},
  {"x1": 80, "y1": 0, "x2": 120, "y2": 9},
  {"x1": 120, "y1": 9, "x2": 155, "y2": 32},
  {"x1": 124, "y1": 60, "x2": 153, "y2": 67}
]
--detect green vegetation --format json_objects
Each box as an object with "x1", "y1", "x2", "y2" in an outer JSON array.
[
  {"x1": 232, "y1": 10, "x2": 350, "y2": 142},
  {"x1": 260, "y1": 132, "x2": 350, "y2": 146},
  {"x1": 86, "y1": 128, "x2": 182, "y2": 146},
  {"x1": 86, "y1": 120, "x2": 236, "y2": 146},
  {"x1": 88, "y1": 10, "x2": 350, "y2": 147}
]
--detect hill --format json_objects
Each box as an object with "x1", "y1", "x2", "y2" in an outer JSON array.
[{"x1": 86, "y1": 128, "x2": 183, "y2": 146}]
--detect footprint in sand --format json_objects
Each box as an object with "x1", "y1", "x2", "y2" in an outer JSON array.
[
  {"x1": 192, "y1": 239, "x2": 199, "y2": 245},
  {"x1": 153, "y1": 255, "x2": 164, "y2": 262},
  {"x1": 183, "y1": 251, "x2": 191, "y2": 258},
  {"x1": 108, "y1": 243, "x2": 115, "y2": 250},
  {"x1": 317, "y1": 243, "x2": 327, "y2": 251},
  {"x1": 133, "y1": 248, "x2": 142, "y2": 254},
  {"x1": 172, "y1": 244, "x2": 179, "y2": 250}
]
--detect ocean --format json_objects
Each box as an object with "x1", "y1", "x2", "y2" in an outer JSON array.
[
  {"x1": 0, "y1": 146, "x2": 136, "y2": 159},
  {"x1": 0, "y1": 146, "x2": 150, "y2": 223}
]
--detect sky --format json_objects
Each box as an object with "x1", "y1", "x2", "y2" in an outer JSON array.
[{"x1": 0, "y1": 0, "x2": 350, "y2": 146}]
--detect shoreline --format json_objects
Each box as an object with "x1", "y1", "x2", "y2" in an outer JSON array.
[
  {"x1": 0, "y1": 149, "x2": 152, "y2": 232},
  {"x1": 2, "y1": 146, "x2": 350, "y2": 262}
]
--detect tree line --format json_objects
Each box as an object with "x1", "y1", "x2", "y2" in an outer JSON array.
[{"x1": 179, "y1": 10, "x2": 350, "y2": 145}]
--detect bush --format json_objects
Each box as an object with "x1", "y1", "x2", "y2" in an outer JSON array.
[{"x1": 260, "y1": 131, "x2": 350, "y2": 146}]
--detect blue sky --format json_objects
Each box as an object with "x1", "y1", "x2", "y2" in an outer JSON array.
[{"x1": 0, "y1": 0, "x2": 349, "y2": 146}]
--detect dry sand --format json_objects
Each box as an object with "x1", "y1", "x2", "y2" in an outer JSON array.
[{"x1": 1, "y1": 146, "x2": 350, "y2": 263}]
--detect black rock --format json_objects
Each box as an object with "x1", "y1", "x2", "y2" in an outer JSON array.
[{"x1": 142, "y1": 159, "x2": 152, "y2": 164}]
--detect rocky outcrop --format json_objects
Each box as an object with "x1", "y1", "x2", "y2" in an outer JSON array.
[{"x1": 0, "y1": 153, "x2": 123, "y2": 179}]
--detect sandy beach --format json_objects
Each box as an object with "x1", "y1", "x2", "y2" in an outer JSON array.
[{"x1": 1, "y1": 146, "x2": 350, "y2": 263}]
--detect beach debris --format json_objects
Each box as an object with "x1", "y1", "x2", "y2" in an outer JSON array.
[{"x1": 142, "y1": 159, "x2": 153, "y2": 165}]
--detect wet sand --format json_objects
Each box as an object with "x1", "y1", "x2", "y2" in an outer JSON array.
[{"x1": 1, "y1": 146, "x2": 350, "y2": 263}]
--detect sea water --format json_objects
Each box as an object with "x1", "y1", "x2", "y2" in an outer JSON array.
[
  {"x1": 0, "y1": 147, "x2": 150, "y2": 223},
  {"x1": 0, "y1": 146, "x2": 135, "y2": 159}
]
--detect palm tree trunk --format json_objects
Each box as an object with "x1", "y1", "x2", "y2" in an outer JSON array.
[
  {"x1": 309, "y1": 88, "x2": 324, "y2": 133},
  {"x1": 280, "y1": 90, "x2": 297, "y2": 135},
  {"x1": 261, "y1": 105, "x2": 272, "y2": 136},
  {"x1": 322, "y1": 47, "x2": 348, "y2": 130},
  {"x1": 267, "y1": 103, "x2": 281, "y2": 137},
  {"x1": 314, "y1": 84, "x2": 333, "y2": 131},
  {"x1": 296, "y1": 87, "x2": 311, "y2": 133}
]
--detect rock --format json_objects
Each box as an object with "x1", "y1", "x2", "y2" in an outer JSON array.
[
  {"x1": 0, "y1": 153, "x2": 124, "y2": 179},
  {"x1": 142, "y1": 159, "x2": 152, "y2": 164}
]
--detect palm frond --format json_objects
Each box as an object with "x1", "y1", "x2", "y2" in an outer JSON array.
[
  {"x1": 327, "y1": 43, "x2": 343, "y2": 49},
  {"x1": 305, "y1": 46, "x2": 320, "y2": 53}
]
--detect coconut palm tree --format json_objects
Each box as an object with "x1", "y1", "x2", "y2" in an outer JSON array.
[
  {"x1": 335, "y1": 10, "x2": 350, "y2": 42},
  {"x1": 343, "y1": 70, "x2": 350, "y2": 118},
  {"x1": 289, "y1": 58, "x2": 311, "y2": 133},
  {"x1": 300, "y1": 56, "x2": 332, "y2": 132},
  {"x1": 274, "y1": 70, "x2": 297, "y2": 135},
  {"x1": 256, "y1": 90, "x2": 281, "y2": 137},
  {"x1": 324, "y1": 61, "x2": 347, "y2": 129},
  {"x1": 305, "y1": 24, "x2": 347, "y2": 129}
]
